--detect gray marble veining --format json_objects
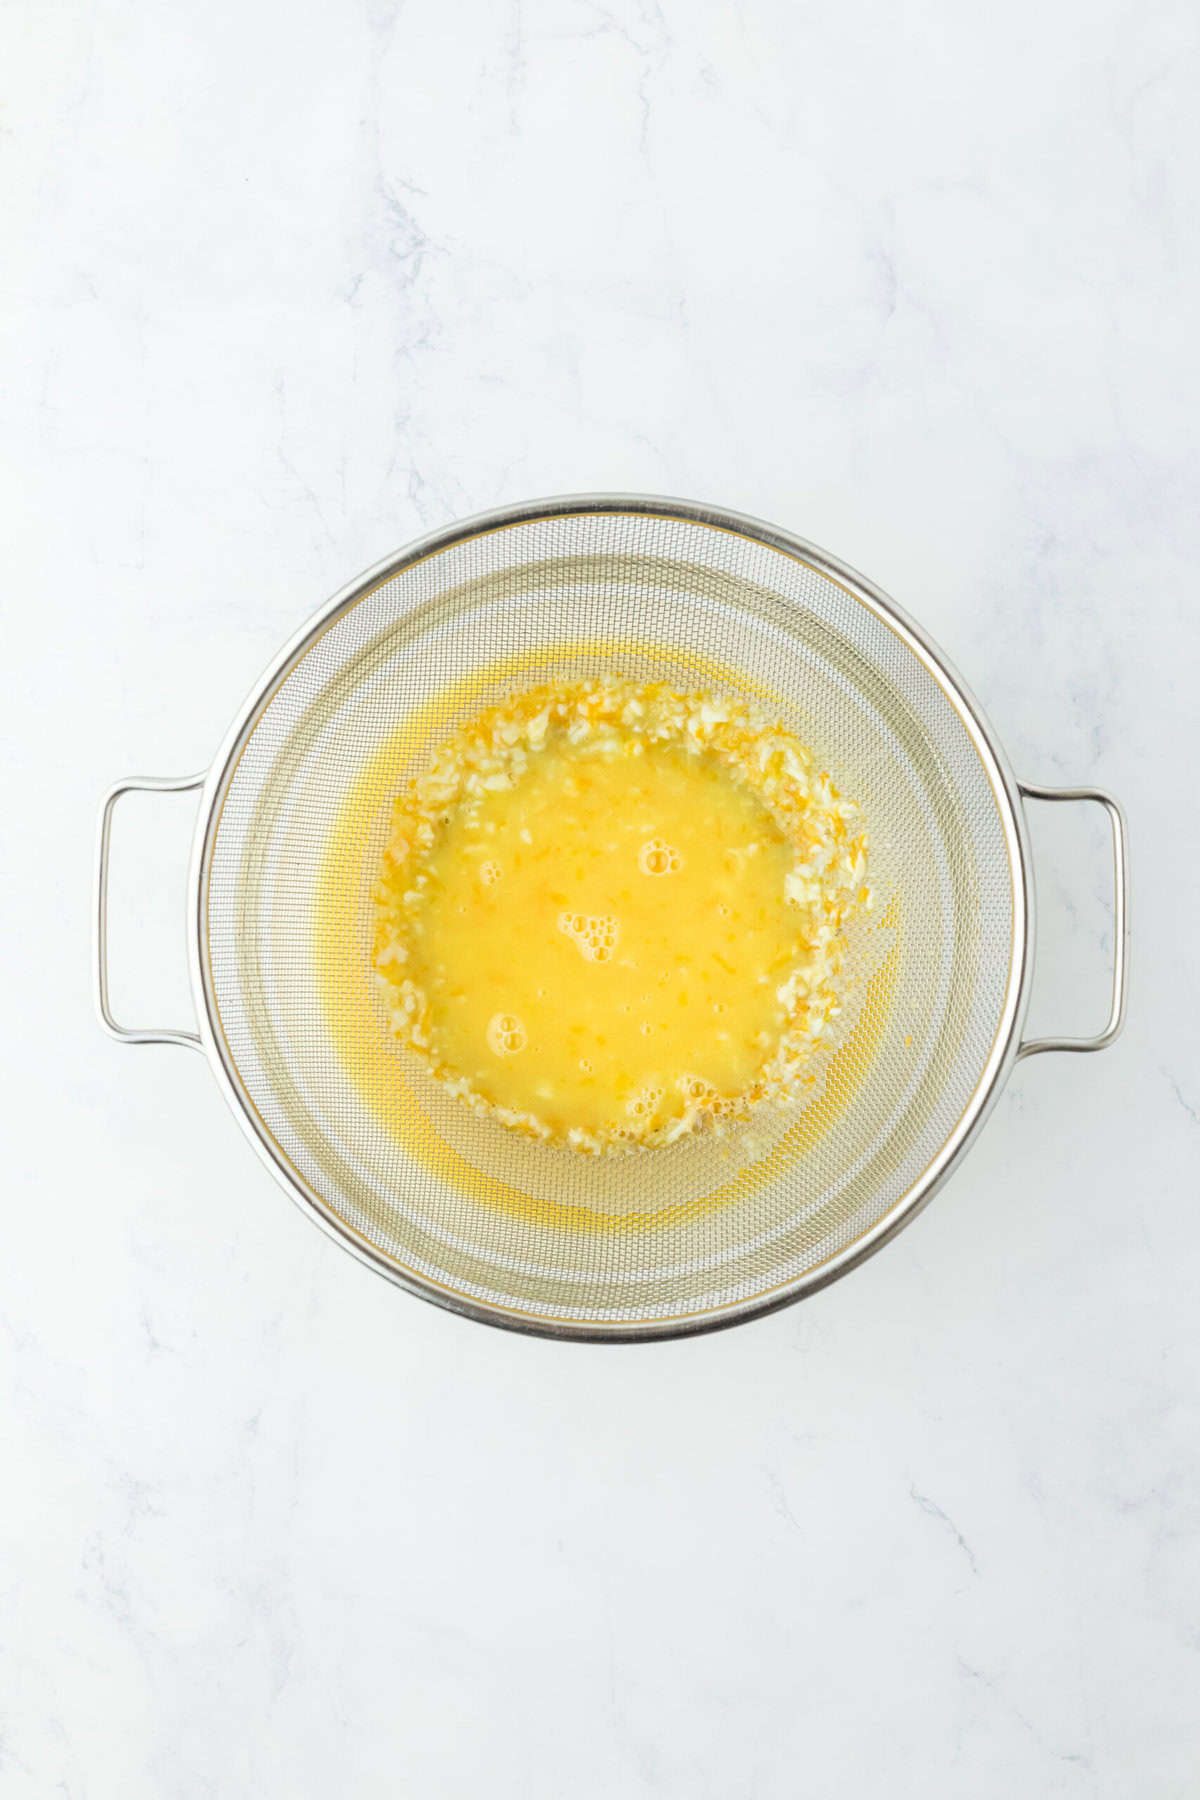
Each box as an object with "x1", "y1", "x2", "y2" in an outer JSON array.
[{"x1": 2, "y1": 0, "x2": 1197, "y2": 1794}]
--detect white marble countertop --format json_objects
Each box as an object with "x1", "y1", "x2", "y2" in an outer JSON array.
[{"x1": 4, "y1": 0, "x2": 1198, "y2": 1793}]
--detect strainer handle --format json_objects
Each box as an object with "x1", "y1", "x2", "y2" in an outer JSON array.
[
  {"x1": 1016, "y1": 783, "x2": 1129, "y2": 1060},
  {"x1": 94, "y1": 773, "x2": 206, "y2": 1052}
]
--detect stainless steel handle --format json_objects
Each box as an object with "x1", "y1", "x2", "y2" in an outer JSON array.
[
  {"x1": 94, "y1": 772, "x2": 207, "y2": 1051},
  {"x1": 1016, "y1": 783, "x2": 1129, "y2": 1060}
]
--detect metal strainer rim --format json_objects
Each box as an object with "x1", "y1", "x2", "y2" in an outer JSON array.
[{"x1": 186, "y1": 494, "x2": 1034, "y2": 1341}]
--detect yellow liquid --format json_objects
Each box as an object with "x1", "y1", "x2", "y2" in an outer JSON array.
[{"x1": 396, "y1": 741, "x2": 808, "y2": 1138}]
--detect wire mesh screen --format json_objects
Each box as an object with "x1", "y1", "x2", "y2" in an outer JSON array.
[{"x1": 200, "y1": 507, "x2": 1020, "y2": 1335}]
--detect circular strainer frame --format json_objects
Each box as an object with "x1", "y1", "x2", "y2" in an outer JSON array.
[{"x1": 95, "y1": 495, "x2": 1129, "y2": 1341}]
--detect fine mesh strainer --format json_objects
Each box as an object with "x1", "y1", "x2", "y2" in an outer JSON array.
[{"x1": 95, "y1": 496, "x2": 1129, "y2": 1341}]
